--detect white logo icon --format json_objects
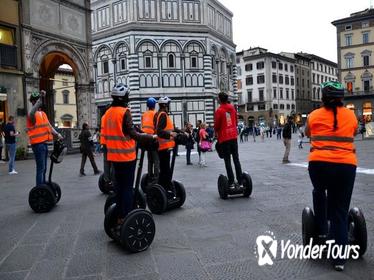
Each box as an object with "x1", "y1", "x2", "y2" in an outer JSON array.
[{"x1": 255, "y1": 231, "x2": 277, "y2": 266}]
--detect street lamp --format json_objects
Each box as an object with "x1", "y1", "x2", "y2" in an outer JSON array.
[{"x1": 276, "y1": 58, "x2": 280, "y2": 125}]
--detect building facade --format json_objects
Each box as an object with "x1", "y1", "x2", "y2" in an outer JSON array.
[
  {"x1": 332, "y1": 8, "x2": 374, "y2": 125},
  {"x1": 53, "y1": 66, "x2": 77, "y2": 128},
  {"x1": 91, "y1": 0, "x2": 237, "y2": 128},
  {"x1": 236, "y1": 47, "x2": 296, "y2": 127},
  {"x1": 0, "y1": 0, "x2": 25, "y2": 146}
]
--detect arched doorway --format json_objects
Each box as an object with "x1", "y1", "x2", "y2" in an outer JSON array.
[{"x1": 39, "y1": 53, "x2": 78, "y2": 127}]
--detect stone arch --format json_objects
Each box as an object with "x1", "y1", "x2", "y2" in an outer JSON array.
[
  {"x1": 183, "y1": 40, "x2": 206, "y2": 54},
  {"x1": 160, "y1": 39, "x2": 183, "y2": 53},
  {"x1": 94, "y1": 44, "x2": 113, "y2": 62},
  {"x1": 136, "y1": 39, "x2": 160, "y2": 53}
]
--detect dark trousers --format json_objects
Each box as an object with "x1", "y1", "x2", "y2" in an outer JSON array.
[
  {"x1": 221, "y1": 139, "x2": 243, "y2": 185},
  {"x1": 158, "y1": 149, "x2": 173, "y2": 191},
  {"x1": 80, "y1": 149, "x2": 99, "y2": 174},
  {"x1": 113, "y1": 161, "x2": 136, "y2": 219},
  {"x1": 309, "y1": 161, "x2": 356, "y2": 265},
  {"x1": 186, "y1": 147, "x2": 192, "y2": 164},
  {"x1": 147, "y1": 150, "x2": 160, "y2": 184},
  {"x1": 32, "y1": 143, "x2": 48, "y2": 186},
  {"x1": 0, "y1": 146, "x2": 2, "y2": 160}
]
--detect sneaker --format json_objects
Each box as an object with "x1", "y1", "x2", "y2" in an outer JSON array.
[
  {"x1": 334, "y1": 265, "x2": 344, "y2": 272},
  {"x1": 9, "y1": 170, "x2": 18, "y2": 175},
  {"x1": 94, "y1": 170, "x2": 102, "y2": 175},
  {"x1": 187, "y1": 162, "x2": 193, "y2": 165}
]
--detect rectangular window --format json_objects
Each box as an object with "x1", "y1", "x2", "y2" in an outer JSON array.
[
  {"x1": 346, "y1": 57, "x2": 353, "y2": 68},
  {"x1": 291, "y1": 77, "x2": 294, "y2": 86},
  {"x1": 286, "y1": 104, "x2": 290, "y2": 110},
  {"x1": 273, "y1": 88, "x2": 277, "y2": 99},
  {"x1": 272, "y1": 61, "x2": 277, "y2": 69},
  {"x1": 363, "y1": 32, "x2": 369, "y2": 44},
  {"x1": 103, "y1": 61, "x2": 109, "y2": 74},
  {"x1": 120, "y1": 58, "x2": 126, "y2": 70},
  {"x1": 272, "y1": 74, "x2": 277, "y2": 83},
  {"x1": 259, "y1": 89, "x2": 264, "y2": 101},
  {"x1": 285, "y1": 64, "x2": 288, "y2": 71},
  {"x1": 285, "y1": 76, "x2": 289, "y2": 85},
  {"x1": 278, "y1": 62, "x2": 283, "y2": 70},
  {"x1": 256, "y1": 61, "x2": 264, "y2": 70},
  {"x1": 145, "y1": 56, "x2": 152, "y2": 68},
  {"x1": 290, "y1": 65, "x2": 294, "y2": 72},
  {"x1": 63, "y1": 92, "x2": 69, "y2": 104},
  {"x1": 291, "y1": 89, "x2": 294, "y2": 100},
  {"x1": 258, "y1": 104, "x2": 266, "y2": 111},
  {"x1": 273, "y1": 103, "x2": 278, "y2": 110},
  {"x1": 280, "y1": 88, "x2": 283, "y2": 99},
  {"x1": 245, "y1": 63, "x2": 253, "y2": 71},
  {"x1": 247, "y1": 90, "x2": 252, "y2": 103},
  {"x1": 257, "y1": 75, "x2": 265, "y2": 84},
  {"x1": 345, "y1": 34, "x2": 352, "y2": 46},
  {"x1": 191, "y1": 56, "x2": 198, "y2": 68},
  {"x1": 345, "y1": 25, "x2": 352, "y2": 31},
  {"x1": 245, "y1": 76, "x2": 253, "y2": 85},
  {"x1": 291, "y1": 104, "x2": 295, "y2": 110},
  {"x1": 312, "y1": 73, "x2": 315, "y2": 83},
  {"x1": 317, "y1": 74, "x2": 320, "y2": 84},
  {"x1": 363, "y1": 55, "x2": 370, "y2": 67},
  {"x1": 0, "y1": 26, "x2": 15, "y2": 45},
  {"x1": 286, "y1": 89, "x2": 289, "y2": 99},
  {"x1": 364, "y1": 80, "x2": 370, "y2": 91},
  {"x1": 279, "y1": 75, "x2": 283, "y2": 84},
  {"x1": 280, "y1": 104, "x2": 285, "y2": 110}
]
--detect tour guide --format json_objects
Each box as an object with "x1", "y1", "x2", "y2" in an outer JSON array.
[{"x1": 305, "y1": 81, "x2": 358, "y2": 271}]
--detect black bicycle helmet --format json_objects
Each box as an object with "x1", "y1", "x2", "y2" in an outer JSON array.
[{"x1": 321, "y1": 81, "x2": 344, "y2": 98}]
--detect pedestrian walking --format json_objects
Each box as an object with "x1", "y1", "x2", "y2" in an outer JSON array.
[
  {"x1": 277, "y1": 126, "x2": 282, "y2": 140},
  {"x1": 199, "y1": 123, "x2": 209, "y2": 167},
  {"x1": 194, "y1": 120, "x2": 202, "y2": 164},
  {"x1": 0, "y1": 126, "x2": 4, "y2": 161},
  {"x1": 79, "y1": 123, "x2": 101, "y2": 176},
  {"x1": 282, "y1": 117, "x2": 293, "y2": 163},
  {"x1": 184, "y1": 122, "x2": 194, "y2": 165},
  {"x1": 92, "y1": 128, "x2": 101, "y2": 155},
  {"x1": 4, "y1": 116, "x2": 20, "y2": 174},
  {"x1": 305, "y1": 81, "x2": 358, "y2": 271},
  {"x1": 298, "y1": 126, "x2": 305, "y2": 149},
  {"x1": 27, "y1": 90, "x2": 63, "y2": 186}
]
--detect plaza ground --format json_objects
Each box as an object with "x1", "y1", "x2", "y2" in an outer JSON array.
[{"x1": 0, "y1": 135, "x2": 373, "y2": 280}]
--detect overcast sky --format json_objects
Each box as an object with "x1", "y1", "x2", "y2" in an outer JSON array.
[{"x1": 219, "y1": 0, "x2": 371, "y2": 62}]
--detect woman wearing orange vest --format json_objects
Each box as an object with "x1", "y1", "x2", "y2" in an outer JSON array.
[
  {"x1": 155, "y1": 96, "x2": 179, "y2": 197},
  {"x1": 141, "y1": 97, "x2": 159, "y2": 185},
  {"x1": 101, "y1": 84, "x2": 156, "y2": 222},
  {"x1": 305, "y1": 81, "x2": 358, "y2": 271},
  {"x1": 28, "y1": 90, "x2": 63, "y2": 186}
]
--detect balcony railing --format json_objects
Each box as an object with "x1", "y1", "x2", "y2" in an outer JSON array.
[
  {"x1": 345, "y1": 90, "x2": 374, "y2": 98},
  {"x1": 0, "y1": 44, "x2": 17, "y2": 68}
]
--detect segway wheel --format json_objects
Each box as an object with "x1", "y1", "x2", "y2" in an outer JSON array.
[
  {"x1": 104, "y1": 193, "x2": 117, "y2": 215},
  {"x1": 348, "y1": 207, "x2": 367, "y2": 257},
  {"x1": 242, "y1": 172, "x2": 253, "y2": 198},
  {"x1": 302, "y1": 207, "x2": 316, "y2": 246},
  {"x1": 50, "y1": 182, "x2": 62, "y2": 203},
  {"x1": 140, "y1": 173, "x2": 149, "y2": 193},
  {"x1": 29, "y1": 185, "x2": 56, "y2": 213},
  {"x1": 217, "y1": 175, "x2": 228, "y2": 200},
  {"x1": 104, "y1": 204, "x2": 120, "y2": 241},
  {"x1": 98, "y1": 174, "x2": 112, "y2": 194},
  {"x1": 120, "y1": 209, "x2": 156, "y2": 253},
  {"x1": 173, "y1": 180, "x2": 186, "y2": 208},
  {"x1": 134, "y1": 189, "x2": 146, "y2": 210},
  {"x1": 146, "y1": 185, "x2": 167, "y2": 214}
]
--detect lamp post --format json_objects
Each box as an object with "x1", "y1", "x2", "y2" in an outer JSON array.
[{"x1": 276, "y1": 58, "x2": 280, "y2": 125}]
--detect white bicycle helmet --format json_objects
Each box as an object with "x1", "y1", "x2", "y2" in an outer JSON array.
[
  {"x1": 111, "y1": 83, "x2": 130, "y2": 97},
  {"x1": 158, "y1": 96, "x2": 171, "y2": 104}
]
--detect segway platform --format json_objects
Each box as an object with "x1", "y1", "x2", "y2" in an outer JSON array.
[{"x1": 217, "y1": 172, "x2": 253, "y2": 199}]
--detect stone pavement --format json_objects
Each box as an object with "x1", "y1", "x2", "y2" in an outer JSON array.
[{"x1": 0, "y1": 135, "x2": 373, "y2": 280}]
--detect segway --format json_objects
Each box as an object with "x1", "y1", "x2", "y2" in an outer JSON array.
[
  {"x1": 142, "y1": 133, "x2": 187, "y2": 214},
  {"x1": 28, "y1": 139, "x2": 67, "y2": 213},
  {"x1": 215, "y1": 142, "x2": 253, "y2": 200},
  {"x1": 302, "y1": 207, "x2": 367, "y2": 257},
  {"x1": 98, "y1": 148, "x2": 114, "y2": 194},
  {"x1": 103, "y1": 148, "x2": 155, "y2": 253}
]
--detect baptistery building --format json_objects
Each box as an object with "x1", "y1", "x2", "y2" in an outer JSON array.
[{"x1": 91, "y1": 0, "x2": 236, "y2": 128}]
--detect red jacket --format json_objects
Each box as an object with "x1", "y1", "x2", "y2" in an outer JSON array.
[{"x1": 214, "y1": 103, "x2": 238, "y2": 143}]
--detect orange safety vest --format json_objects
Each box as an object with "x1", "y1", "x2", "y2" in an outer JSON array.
[
  {"x1": 100, "y1": 113, "x2": 108, "y2": 146},
  {"x1": 100, "y1": 107, "x2": 136, "y2": 162},
  {"x1": 141, "y1": 110, "x2": 156, "y2": 135},
  {"x1": 156, "y1": 112, "x2": 175, "y2": 151},
  {"x1": 26, "y1": 111, "x2": 53, "y2": 145},
  {"x1": 308, "y1": 106, "x2": 358, "y2": 166}
]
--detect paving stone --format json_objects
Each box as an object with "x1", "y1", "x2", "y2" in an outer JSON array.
[
  {"x1": 26, "y1": 259, "x2": 66, "y2": 280},
  {"x1": 0, "y1": 245, "x2": 44, "y2": 272},
  {"x1": 0, "y1": 270, "x2": 28, "y2": 280},
  {"x1": 65, "y1": 253, "x2": 104, "y2": 278}
]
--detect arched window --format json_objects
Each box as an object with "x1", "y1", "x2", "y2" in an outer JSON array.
[
  {"x1": 116, "y1": 43, "x2": 129, "y2": 72},
  {"x1": 168, "y1": 53, "x2": 175, "y2": 68},
  {"x1": 62, "y1": 90, "x2": 69, "y2": 104}
]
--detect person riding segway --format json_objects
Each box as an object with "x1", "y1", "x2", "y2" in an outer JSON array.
[
  {"x1": 142, "y1": 96, "x2": 187, "y2": 214},
  {"x1": 27, "y1": 90, "x2": 66, "y2": 213},
  {"x1": 214, "y1": 92, "x2": 252, "y2": 199},
  {"x1": 140, "y1": 97, "x2": 160, "y2": 189},
  {"x1": 302, "y1": 81, "x2": 367, "y2": 271},
  {"x1": 102, "y1": 84, "x2": 157, "y2": 252}
]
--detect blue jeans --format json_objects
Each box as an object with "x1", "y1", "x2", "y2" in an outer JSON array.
[
  {"x1": 32, "y1": 143, "x2": 48, "y2": 186},
  {"x1": 309, "y1": 161, "x2": 356, "y2": 265},
  {"x1": 7, "y1": 143, "x2": 16, "y2": 172}
]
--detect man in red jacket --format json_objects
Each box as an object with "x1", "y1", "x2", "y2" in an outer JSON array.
[{"x1": 214, "y1": 92, "x2": 243, "y2": 186}]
